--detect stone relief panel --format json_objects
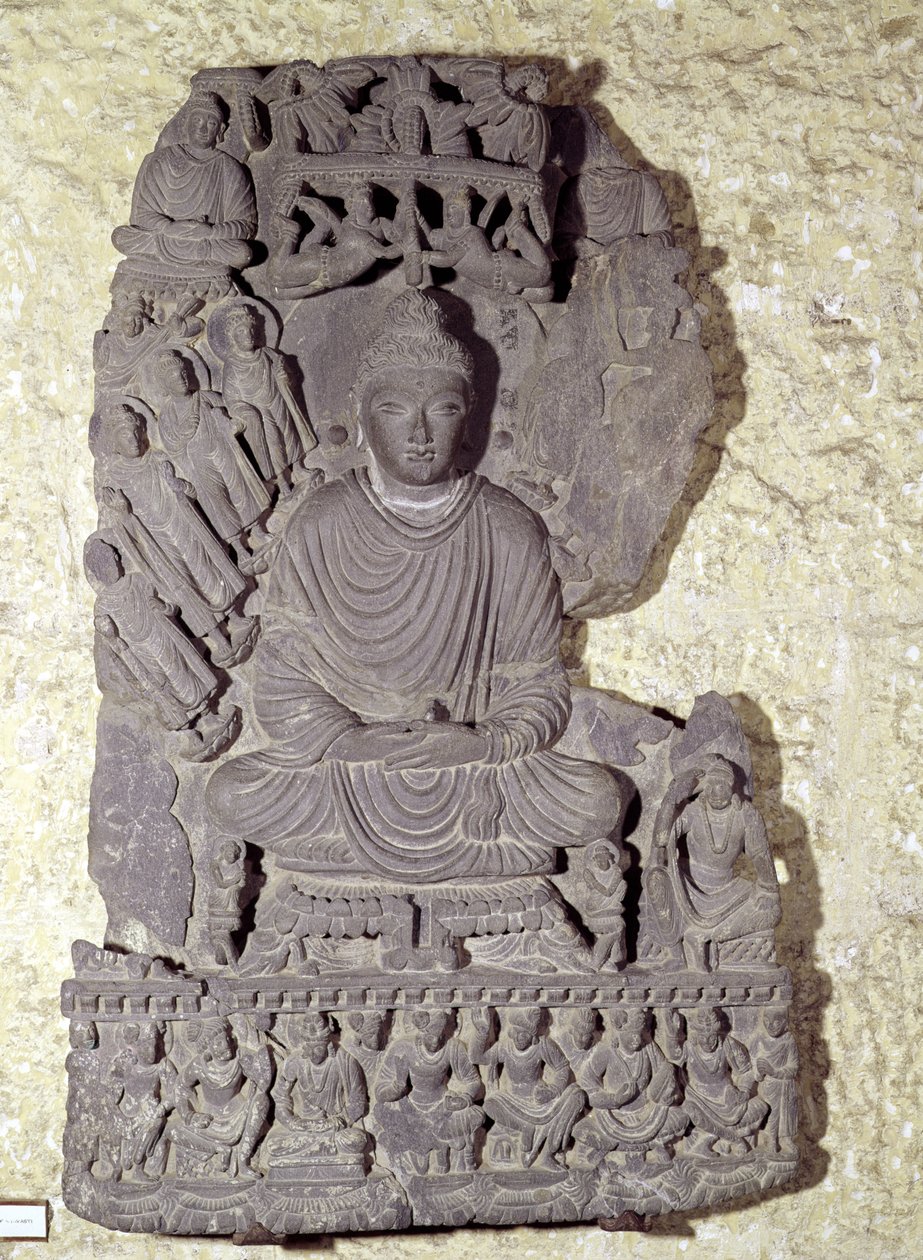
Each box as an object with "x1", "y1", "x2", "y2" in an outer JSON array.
[{"x1": 63, "y1": 54, "x2": 798, "y2": 1237}]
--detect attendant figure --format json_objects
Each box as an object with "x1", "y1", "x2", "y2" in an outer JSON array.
[
  {"x1": 749, "y1": 1007, "x2": 798, "y2": 1156},
  {"x1": 94, "y1": 294, "x2": 204, "y2": 392},
  {"x1": 112, "y1": 91, "x2": 256, "y2": 295},
  {"x1": 206, "y1": 837, "x2": 247, "y2": 965},
  {"x1": 214, "y1": 303, "x2": 316, "y2": 483},
  {"x1": 579, "y1": 839, "x2": 627, "y2": 970},
  {"x1": 154, "y1": 349, "x2": 271, "y2": 551},
  {"x1": 92, "y1": 401, "x2": 250, "y2": 664},
  {"x1": 427, "y1": 188, "x2": 551, "y2": 296},
  {"x1": 170, "y1": 1017, "x2": 271, "y2": 1179},
  {"x1": 374, "y1": 1009, "x2": 484, "y2": 1175},
  {"x1": 476, "y1": 1007, "x2": 585, "y2": 1171},
  {"x1": 642, "y1": 755, "x2": 781, "y2": 972},
  {"x1": 108, "y1": 1022, "x2": 177, "y2": 1182},
  {"x1": 570, "y1": 1008, "x2": 684, "y2": 1167},
  {"x1": 344, "y1": 1011, "x2": 388, "y2": 1089},
  {"x1": 268, "y1": 187, "x2": 400, "y2": 298},
  {"x1": 64, "y1": 1022, "x2": 104, "y2": 1177},
  {"x1": 85, "y1": 536, "x2": 218, "y2": 730}
]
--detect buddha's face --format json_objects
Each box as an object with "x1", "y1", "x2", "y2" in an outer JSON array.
[
  {"x1": 360, "y1": 366, "x2": 470, "y2": 487},
  {"x1": 188, "y1": 107, "x2": 222, "y2": 150},
  {"x1": 419, "y1": 1015, "x2": 449, "y2": 1053}
]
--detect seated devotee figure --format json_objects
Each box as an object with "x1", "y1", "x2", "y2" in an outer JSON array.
[
  {"x1": 474, "y1": 1007, "x2": 585, "y2": 1171},
  {"x1": 666, "y1": 1007, "x2": 767, "y2": 1157},
  {"x1": 111, "y1": 91, "x2": 257, "y2": 294},
  {"x1": 642, "y1": 755, "x2": 781, "y2": 972},
  {"x1": 373, "y1": 1009, "x2": 484, "y2": 1176},
  {"x1": 169, "y1": 1017, "x2": 270, "y2": 1179},
  {"x1": 206, "y1": 289, "x2": 622, "y2": 974},
  {"x1": 570, "y1": 1008, "x2": 684, "y2": 1168},
  {"x1": 265, "y1": 1013, "x2": 369, "y2": 1179}
]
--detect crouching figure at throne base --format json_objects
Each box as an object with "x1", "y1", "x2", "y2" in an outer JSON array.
[{"x1": 207, "y1": 288, "x2": 622, "y2": 974}]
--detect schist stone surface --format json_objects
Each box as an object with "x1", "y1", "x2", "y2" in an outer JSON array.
[{"x1": 63, "y1": 55, "x2": 799, "y2": 1237}]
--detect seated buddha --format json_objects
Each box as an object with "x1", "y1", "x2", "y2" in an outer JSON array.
[
  {"x1": 111, "y1": 90, "x2": 256, "y2": 292},
  {"x1": 206, "y1": 288, "x2": 622, "y2": 972}
]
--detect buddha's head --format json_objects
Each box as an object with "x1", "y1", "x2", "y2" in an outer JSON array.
[
  {"x1": 157, "y1": 349, "x2": 196, "y2": 399},
  {"x1": 354, "y1": 290, "x2": 475, "y2": 490},
  {"x1": 697, "y1": 756, "x2": 736, "y2": 810},
  {"x1": 185, "y1": 91, "x2": 227, "y2": 151}
]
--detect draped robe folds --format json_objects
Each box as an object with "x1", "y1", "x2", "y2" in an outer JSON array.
[
  {"x1": 102, "y1": 449, "x2": 247, "y2": 635},
  {"x1": 157, "y1": 391, "x2": 271, "y2": 540},
  {"x1": 112, "y1": 145, "x2": 256, "y2": 269},
  {"x1": 95, "y1": 572, "x2": 217, "y2": 726},
  {"x1": 221, "y1": 348, "x2": 314, "y2": 481},
  {"x1": 207, "y1": 469, "x2": 620, "y2": 882}
]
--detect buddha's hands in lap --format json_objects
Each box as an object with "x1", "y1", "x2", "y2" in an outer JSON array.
[
  {"x1": 383, "y1": 722, "x2": 489, "y2": 770},
  {"x1": 327, "y1": 721, "x2": 488, "y2": 769}
]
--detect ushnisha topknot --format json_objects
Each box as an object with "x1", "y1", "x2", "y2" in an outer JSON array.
[{"x1": 354, "y1": 288, "x2": 475, "y2": 396}]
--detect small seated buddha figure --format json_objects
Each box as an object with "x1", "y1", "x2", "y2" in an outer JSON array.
[
  {"x1": 265, "y1": 1013, "x2": 370, "y2": 1182},
  {"x1": 111, "y1": 90, "x2": 257, "y2": 296},
  {"x1": 206, "y1": 288, "x2": 622, "y2": 974}
]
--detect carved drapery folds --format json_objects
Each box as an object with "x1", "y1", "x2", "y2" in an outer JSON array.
[{"x1": 66, "y1": 54, "x2": 798, "y2": 1237}]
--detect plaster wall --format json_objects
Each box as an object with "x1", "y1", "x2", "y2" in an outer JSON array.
[{"x1": 0, "y1": 2, "x2": 920, "y2": 1257}]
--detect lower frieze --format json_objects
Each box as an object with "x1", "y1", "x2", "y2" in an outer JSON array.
[{"x1": 62, "y1": 966, "x2": 799, "y2": 1235}]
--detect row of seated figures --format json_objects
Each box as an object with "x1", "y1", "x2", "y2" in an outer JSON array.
[
  {"x1": 199, "y1": 289, "x2": 782, "y2": 979},
  {"x1": 66, "y1": 1003, "x2": 797, "y2": 1199}
]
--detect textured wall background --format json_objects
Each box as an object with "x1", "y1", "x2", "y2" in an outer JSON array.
[{"x1": 1, "y1": 1, "x2": 920, "y2": 1257}]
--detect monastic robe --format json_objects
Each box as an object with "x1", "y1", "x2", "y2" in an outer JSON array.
[
  {"x1": 157, "y1": 389, "x2": 270, "y2": 540},
  {"x1": 207, "y1": 469, "x2": 620, "y2": 881},
  {"x1": 112, "y1": 144, "x2": 256, "y2": 268}
]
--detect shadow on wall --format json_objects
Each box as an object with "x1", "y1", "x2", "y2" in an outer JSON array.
[
  {"x1": 544, "y1": 60, "x2": 829, "y2": 1232},
  {"x1": 646, "y1": 694, "x2": 832, "y2": 1237}
]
